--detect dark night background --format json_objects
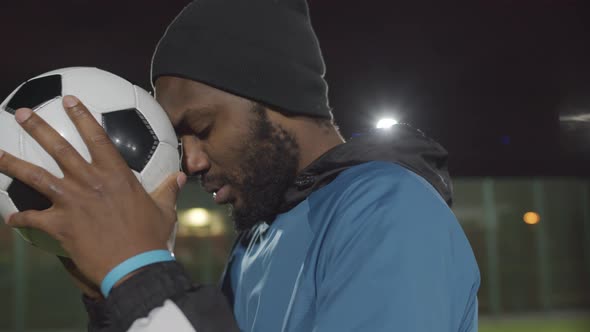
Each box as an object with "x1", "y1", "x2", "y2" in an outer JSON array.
[{"x1": 1, "y1": 0, "x2": 589, "y2": 177}]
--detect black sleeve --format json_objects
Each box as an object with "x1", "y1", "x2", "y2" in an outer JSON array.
[{"x1": 82, "y1": 261, "x2": 239, "y2": 332}]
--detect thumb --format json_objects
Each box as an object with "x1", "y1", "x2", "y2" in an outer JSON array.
[{"x1": 150, "y1": 172, "x2": 187, "y2": 209}]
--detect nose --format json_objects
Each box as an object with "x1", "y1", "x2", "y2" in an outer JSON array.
[{"x1": 180, "y1": 136, "x2": 210, "y2": 176}]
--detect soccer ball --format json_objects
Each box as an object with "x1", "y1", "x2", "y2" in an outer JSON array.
[{"x1": 0, "y1": 67, "x2": 180, "y2": 257}]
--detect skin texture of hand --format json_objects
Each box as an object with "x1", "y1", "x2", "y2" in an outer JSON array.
[{"x1": 0, "y1": 95, "x2": 187, "y2": 287}]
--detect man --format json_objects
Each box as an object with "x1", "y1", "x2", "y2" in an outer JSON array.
[{"x1": 0, "y1": 0, "x2": 480, "y2": 331}]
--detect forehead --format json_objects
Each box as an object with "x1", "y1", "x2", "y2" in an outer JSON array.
[
  {"x1": 155, "y1": 76, "x2": 201, "y2": 108},
  {"x1": 155, "y1": 75, "x2": 248, "y2": 103},
  {"x1": 154, "y1": 76, "x2": 223, "y2": 126},
  {"x1": 154, "y1": 76, "x2": 257, "y2": 127}
]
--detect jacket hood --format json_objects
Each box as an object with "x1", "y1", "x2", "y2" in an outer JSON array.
[{"x1": 280, "y1": 124, "x2": 453, "y2": 213}]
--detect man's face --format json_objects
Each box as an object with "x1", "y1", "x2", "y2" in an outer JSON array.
[{"x1": 155, "y1": 76, "x2": 300, "y2": 231}]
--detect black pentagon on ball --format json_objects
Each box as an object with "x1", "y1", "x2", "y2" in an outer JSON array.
[
  {"x1": 102, "y1": 109, "x2": 159, "y2": 172},
  {"x1": 5, "y1": 75, "x2": 62, "y2": 114},
  {"x1": 7, "y1": 178, "x2": 52, "y2": 211}
]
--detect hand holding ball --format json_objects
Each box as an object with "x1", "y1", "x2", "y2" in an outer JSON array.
[{"x1": 0, "y1": 67, "x2": 180, "y2": 257}]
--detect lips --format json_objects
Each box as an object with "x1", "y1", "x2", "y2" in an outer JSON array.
[
  {"x1": 203, "y1": 183, "x2": 232, "y2": 204},
  {"x1": 213, "y1": 184, "x2": 231, "y2": 204}
]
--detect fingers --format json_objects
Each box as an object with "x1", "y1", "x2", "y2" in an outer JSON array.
[
  {"x1": 61, "y1": 96, "x2": 127, "y2": 171},
  {"x1": 0, "y1": 149, "x2": 63, "y2": 201},
  {"x1": 150, "y1": 172, "x2": 186, "y2": 210},
  {"x1": 5, "y1": 209, "x2": 58, "y2": 236},
  {"x1": 14, "y1": 108, "x2": 89, "y2": 176}
]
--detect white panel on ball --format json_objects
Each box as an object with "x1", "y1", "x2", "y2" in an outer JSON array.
[
  {"x1": 21, "y1": 132, "x2": 64, "y2": 178},
  {"x1": 0, "y1": 111, "x2": 20, "y2": 190},
  {"x1": 134, "y1": 85, "x2": 178, "y2": 147},
  {"x1": 20, "y1": 100, "x2": 70, "y2": 178},
  {"x1": 0, "y1": 175, "x2": 11, "y2": 192},
  {"x1": 36, "y1": 98, "x2": 93, "y2": 164},
  {"x1": 61, "y1": 67, "x2": 136, "y2": 113},
  {"x1": 0, "y1": 111, "x2": 23, "y2": 158},
  {"x1": 32, "y1": 67, "x2": 87, "y2": 79},
  {"x1": 140, "y1": 142, "x2": 180, "y2": 194},
  {"x1": 133, "y1": 169, "x2": 143, "y2": 183},
  {"x1": 0, "y1": 190, "x2": 18, "y2": 221}
]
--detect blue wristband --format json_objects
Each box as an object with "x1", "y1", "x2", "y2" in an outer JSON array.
[{"x1": 100, "y1": 250, "x2": 175, "y2": 297}]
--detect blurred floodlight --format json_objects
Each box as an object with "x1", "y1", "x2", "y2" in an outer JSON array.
[
  {"x1": 376, "y1": 118, "x2": 398, "y2": 129},
  {"x1": 180, "y1": 208, "x2": 211, "y2": 227},
  {"x1": 523, "y1": 211, "x2": 540, "y2": 225}
]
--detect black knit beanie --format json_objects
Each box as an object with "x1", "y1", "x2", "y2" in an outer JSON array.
[{"x1": 151, "y1": 0, "x2": 332, "y2": 119}]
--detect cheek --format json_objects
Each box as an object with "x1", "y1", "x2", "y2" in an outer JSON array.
[
  {"x1": 207, "y1": 110, "x2": 256, "y2": 172},
  {"x1": 205, "y1": 130, "x2": 247, "y2": 171}
]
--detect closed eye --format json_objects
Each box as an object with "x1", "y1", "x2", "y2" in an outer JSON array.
[{"x1": 194, "y1": 126, "x2": 212, "y2": 140}]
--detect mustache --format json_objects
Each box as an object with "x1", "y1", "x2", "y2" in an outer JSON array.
[
  {"x1": 183, "y1": 172, "x2": 223, "y2": 182},
  {"x1": 199, "y1": 173, "x2": 234, "y2": 188}
]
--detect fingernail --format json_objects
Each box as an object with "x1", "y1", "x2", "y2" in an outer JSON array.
[
  {"x1": 63, "y1": 95, "x2": 79, "y2": 108},
  {"x1": 15, "y1": 108, "x2": 33, "y2": 123},
  {"x1": 177, "y1": 173, "x2": 187, "y2": 190},
  {"x1": 5, "y1": 213, "x2": 14, "y2": 225},
  {"x1": 0, "y1": 149, "x2": 4, "y2": 159}
]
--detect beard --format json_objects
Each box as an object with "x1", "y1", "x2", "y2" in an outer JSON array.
[{"x1": 203, "y1": 104, "x2": 300, "y2": 231}]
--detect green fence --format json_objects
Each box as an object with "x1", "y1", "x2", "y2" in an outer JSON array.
[{"x1": 454, "y1": 177, "x2": 590, "y2": 314}]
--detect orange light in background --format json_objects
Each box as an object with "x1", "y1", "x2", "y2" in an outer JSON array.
[{"x1": 523, "y1": 211, "x2": 541, "y2": 225}]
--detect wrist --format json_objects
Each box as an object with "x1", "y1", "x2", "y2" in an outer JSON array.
[
  {"x1": 112, "y1": 268, "x2": 144, "y2": 289},
  {"x1": 100, "y1": 250, "x2": 175, "y2": 297}
]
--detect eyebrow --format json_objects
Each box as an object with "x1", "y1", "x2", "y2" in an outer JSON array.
[
  {"x1": 187, "y1": 106, "x2": 216, "y2": 118},
  {"x1": 175, "y1": 106, "x2": 216, "y2": 131}
]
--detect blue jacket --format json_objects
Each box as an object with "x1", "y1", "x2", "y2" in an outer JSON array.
[{"x1": 227, "y1": 161, "x2": 479, "y2": 331}]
